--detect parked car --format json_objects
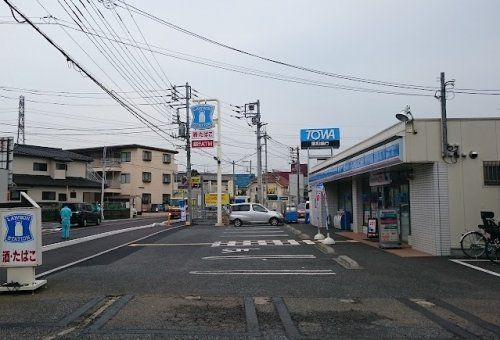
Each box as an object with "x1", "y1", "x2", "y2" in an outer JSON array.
[
  {"x1": 229, "y1": 203, "x2": 284, "y2": 227},
  {"x1": 297, "y1": 203, "x2": 306, "y2": 219},
  {"x1": 60, "y1": 202, "x2": 101, "y2": 227},
  {"x1": 167, "y1": 207, "x2": 182, "y2": 219}
]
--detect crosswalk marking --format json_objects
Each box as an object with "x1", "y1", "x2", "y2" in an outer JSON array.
[{"x1": 211, "y1": 239, "x2": 319, "y2": 247}]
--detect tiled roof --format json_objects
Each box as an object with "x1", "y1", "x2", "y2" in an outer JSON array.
[
  {"x1": 14, "y1": 144, "x2": 93, "y2": 162},
  {"x1": 249, "y1": 173, "x2": 289, "y2": 188},
  {"x1": 13, "y1": 174, "x2": 102, "y2": 188}
]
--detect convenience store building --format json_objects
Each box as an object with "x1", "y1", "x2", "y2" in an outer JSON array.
[{"x1": 309, "y1": 118, "x2": 500, "y2": 255}]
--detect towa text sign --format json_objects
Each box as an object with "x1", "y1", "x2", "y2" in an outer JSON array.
[{"x1": 300, "y1": 128, "x2": 340, "y2": 149}]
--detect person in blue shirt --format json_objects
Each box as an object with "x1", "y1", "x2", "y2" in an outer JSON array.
[{"x1": 60, "y1": 205, "x2": 72, "y2": 240}]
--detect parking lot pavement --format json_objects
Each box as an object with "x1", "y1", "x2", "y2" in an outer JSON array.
[{"x1": 1, "y1": 223, "x2": 500, "y2": 339}]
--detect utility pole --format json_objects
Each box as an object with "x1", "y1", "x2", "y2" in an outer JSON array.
[
  {"x1": 240, "y1": 100, "x2": 263, "y2": 203},
  {"x1": 232, "y1": 160, "x2": 236, "y2": 202},
  {"x1": 185, "y1": 82, "x2": 192, "y2": 226},
  {"x1": 100, "y1": 146, "x2": 106, "y2": 220},
  {"x1": 17, "y1": 95, "x2": 25, "y2": 144},
  {"x1": 264, "y1": 131, "x2": 269, "y2": 206},
  {"x1": 435, "y1": 72, "x2": 455, "y2": 159},
  {"x1": 296, "y1": 146, "x2": 300, "y2": 205}
]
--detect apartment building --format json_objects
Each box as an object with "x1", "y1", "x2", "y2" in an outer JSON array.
[
  {"x1": 11, "y1": 144, "x2": 101, "y2": 207},
  {"x1": 70, "y1": 144, "x2": 178, "y2": 212}
]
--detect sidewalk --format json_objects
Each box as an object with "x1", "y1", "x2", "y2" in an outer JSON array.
[{"x1": 288, "y1": 222, "x2": 432, "y2": 258}]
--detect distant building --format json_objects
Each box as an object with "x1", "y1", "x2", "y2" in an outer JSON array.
[
  {"x1": 11, "y1": 144, "x2": 101, "y2": 207},
  {"x1": 247, "y1": 172, "x2": 290, "y2": 204},
  {"x1": 70, "y1": 144, "x2": 178, "y2": 212},
  {"x1": 176, "y1": 172, "x2": 234, "y2": 207}
]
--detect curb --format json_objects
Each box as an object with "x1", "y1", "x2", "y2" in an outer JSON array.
[
  {"x1": 334, "y1": 255, "x2": 363, "y2": 269},
  {"x1": 315, "y1": 243, "x2": 336, "y2": 254},
  {"x1": 285, "y1": 224, "x2": 336, "y2": 253}
]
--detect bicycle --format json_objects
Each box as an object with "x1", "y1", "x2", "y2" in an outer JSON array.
[
  {"x1": 481, "y1": 211, "x2": 500, "y2": 264},
  {"x1": 460, "y1": 228, "x2": 487, "y2": 259}
]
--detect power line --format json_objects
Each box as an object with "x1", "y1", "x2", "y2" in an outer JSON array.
[{"x1": 3, "y1": 0, "x2": 180, "y2": 150}]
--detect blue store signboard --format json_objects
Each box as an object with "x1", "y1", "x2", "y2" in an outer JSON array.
[
  {"x1": 191, "y1": 104, "x2": 215, "y2": 130},
  {"x1": 300, "y1": 128, "x2": 340, "y2": 149},
  {"x1": 309, "y1": 139, "x2": 403, "y2": 184}
]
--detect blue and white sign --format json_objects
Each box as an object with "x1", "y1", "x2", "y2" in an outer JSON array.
[
  {"x1": 310, "y1": 139, "x2": 403, "y2": 184},
  {"x1": 300, "y1": 128, "x2": 340, "y2": 149},
  {"x1": 4, "y1": 214, "x2": 33, "y2": 243},
  {"x1": 191, "y1": 104, "x2": 215, "y2": 130}
]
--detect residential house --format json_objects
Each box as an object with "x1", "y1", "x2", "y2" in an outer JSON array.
[
  {"x1": 70, "y1": 145, "x2": 178, "y2": 212},
  {"x1": 11, "y1": 144, "x2": 101, "y2": 207},
  {"x1": 247, "y1": 172, "x2": 290, "y2": 205}
]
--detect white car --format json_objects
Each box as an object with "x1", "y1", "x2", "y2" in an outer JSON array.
[{"x1": 229, "y1": 203, "x2": 284, "y2": 227}]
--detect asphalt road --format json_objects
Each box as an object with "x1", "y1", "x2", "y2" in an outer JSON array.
[{"x1": 1, "y1": 221, "x2": 500, "y2": 339}]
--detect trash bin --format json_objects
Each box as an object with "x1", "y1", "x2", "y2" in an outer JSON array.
[{"x1": 340, "y1": 211, "x2": 352, "y2": 230}]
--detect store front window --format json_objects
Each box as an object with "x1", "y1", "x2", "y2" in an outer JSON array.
[
  {"x1": 366, "y1": 171, "x2": 411, "y2": 242},
  {"x1": 337, "y1": 181, "x2": 353, "y2": 226}
]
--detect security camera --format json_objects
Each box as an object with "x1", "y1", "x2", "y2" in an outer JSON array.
[{"x1": 469, "y1": 151, "x2": 479, "y2": 159}]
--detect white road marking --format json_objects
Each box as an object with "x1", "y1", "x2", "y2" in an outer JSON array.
[
  {"x1": 42, "y1": 223, "x2": 161, "y2": 252},
  {"x1": 450, "y1": 259, "x2": 500, "y2": 278},
  {"x1": 190, "y1": 269, "x2": 335, "y2": 275},
  {"x1": 220, "y1": 235, "x2": 289, "y2": 238},
  {"x1": 223, "y1": 231, "x2": 285, "y2": 234},
  {"x1": 221, "y1": 248, "x2": 260, "y2": 253},
  {"x1": 410, "y1": 299, "x2": 435, "y2": 307},
  {"x1": 129, "y1": 242, "x2": 212, "y2": 247},
  {"x1": 302, "y1": 240, "x2": 316, "y2": 245},
  {"x1": 36, "y1": 226, "x2": 182, "y2": 278},
  {"x1": 212, "y1": 240, "x2": 307, "y2": 247},
  {"x1": 202, "y1": 255, "x2": 316, "y2": 260}
]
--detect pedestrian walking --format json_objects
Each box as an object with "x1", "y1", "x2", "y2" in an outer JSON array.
[{"x1": 60, "y1": 204, "x2": 72, "y2": 240}]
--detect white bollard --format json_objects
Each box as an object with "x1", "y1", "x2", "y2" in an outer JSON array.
[
  {"x1": 314, "y1": 226, "x2": 325, "y2": 240},
  {"x1": 322, "y1": 232, "x2": 335, "y2": 245}
]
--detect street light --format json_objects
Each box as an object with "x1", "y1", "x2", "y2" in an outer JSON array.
[{"x1": 395, "y1": 105, "x2": 417, "y2": 134}]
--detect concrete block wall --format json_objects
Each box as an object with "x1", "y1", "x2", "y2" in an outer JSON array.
[{"x1": 409, "y1": 163, "x2": 451, "y2": 255}]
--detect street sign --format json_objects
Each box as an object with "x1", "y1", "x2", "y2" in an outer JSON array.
[
  {"x1": 300, "y1": 128, "x2": 340, "y2": 149},
  {"x1": 191, "y1": 104, "x2": 215, "y2": 130},
  {"x1": 191, "y1": 130, "x2": 214, "y2": 140},
  {"x1": 205, "y1": 193, "x2": 230, "y2": 206},
  {"x1": 192, "y1": 140, "x2": 214, "y2": 148}
]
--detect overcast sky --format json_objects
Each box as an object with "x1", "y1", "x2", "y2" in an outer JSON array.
[{"x1": 1, "y1": 0, "x2": 499, "y2": 174}]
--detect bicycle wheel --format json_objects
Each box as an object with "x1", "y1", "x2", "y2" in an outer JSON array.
[
  {"x1": 485, "y1": 238, "x2": 500, "y2": 264},
  {"x1": 460, "y1": 231, "x2": 486, "y2": 258}
]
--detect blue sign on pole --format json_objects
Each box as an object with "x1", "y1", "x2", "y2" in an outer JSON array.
[
  {"x1": 191, "y1": 104, "x2": 215, "y2": 130},
  {"x1": 300, "y1": 128, "x2": 340, "y2": 149}
]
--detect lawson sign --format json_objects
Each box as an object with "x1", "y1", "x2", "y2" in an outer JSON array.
[{"x1": 300, "y1": 128, "x2": 340, "y2": 149}]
